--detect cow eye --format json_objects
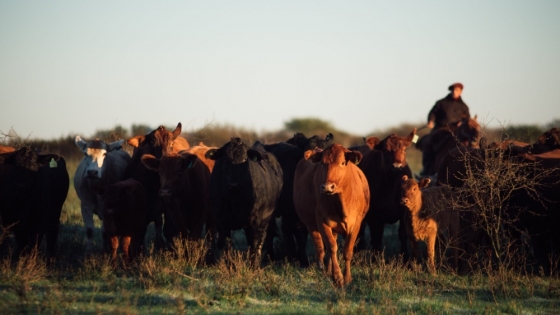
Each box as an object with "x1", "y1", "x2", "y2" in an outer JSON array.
[{"x1": 341, "y1": 161, "x2": 346, "y2": 166}]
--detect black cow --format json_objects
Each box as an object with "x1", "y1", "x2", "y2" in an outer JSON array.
[
  {"x1": 356, "y1": 129, "x2": 417, "y2": 261},
  {"x1": 92, "y1": 178, "x2": 149, "y2": 264},
  {"x1": 0, "y1": 147, "x2": 68, "y2": 258},
  {"x1": 206, "y1": 138, "x2": 283, "y2": 267},
  {"x1": 263, "y1": 132, "x2": 334, "y2": 266}
]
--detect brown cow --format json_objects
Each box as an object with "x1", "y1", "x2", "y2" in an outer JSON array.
[
  {"x1": 126, "y1": 123, "x2": 191, "y2": 248},
  {"x1": 141, "y1": 152, "x2": 211, "y2": 243},
  {"x1": 92, "y1": 178, "x2": 148, "y2": 264},
  {"x1": 127, "y1": 123, "x2": 190, "y2": 156},
  {"x1": 293, "y1": 143, "x2": 369, "y2": 286},
  {"x1": 182, "y1": 142, "x2": 217, "y2": 173},
  {"x1": 400, "y1": 175, "x2": 460, "y2": 273}
]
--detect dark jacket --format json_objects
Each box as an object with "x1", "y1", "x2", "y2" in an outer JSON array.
[{"x1": 428, "y1": 94, "x2": 470, "y2": 129}]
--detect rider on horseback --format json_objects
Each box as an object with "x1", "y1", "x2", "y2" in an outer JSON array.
[{"x1": 418, "y1": 83, "x2": 471, "y2": 176}]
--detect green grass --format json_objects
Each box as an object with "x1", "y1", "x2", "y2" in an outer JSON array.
[{"x1": 1, "y1": 157, "x2": 559, "y2": 314}]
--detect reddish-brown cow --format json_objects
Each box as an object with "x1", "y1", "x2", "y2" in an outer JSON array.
[
  {"x1": 182, "y1": 142, "x2": 217, "y2": 173},
  {"x1": 293, "y1": 143, "x2": 369, "y2": 287}
]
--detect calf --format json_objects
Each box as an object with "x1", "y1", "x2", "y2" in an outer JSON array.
[
  {"x1": 142, "y1": 152, "x2": 211, "y2": 242},
  {"x1": 400, "y1": 175, "x2": 460, "y2": 273},
  {"x1": 205, "y1": 138, "x2": 283, "y2": 267},
  {"x1": 92, "y1": 178, "x2": 148, "y2": 264},
  {"x1": 294, "y1": 144, "x2": 369, "y2": 286}
]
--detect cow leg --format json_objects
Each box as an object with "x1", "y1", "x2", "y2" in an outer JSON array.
[
  {"x1": 398, "y1": 220, "x2": 410, "y2": 262},
  {"x1": 110, "y1": 236, "x2": 119, "y2": 267},
  {"x1": 309, "y1": 229, "x2": 325, "y2": 270},
  {"x1": 342, "y1": 230, "x2": 360, "y2": 285},
  {"x1": 427, "y1": 232, "x2": 437, "y2": 274},
  {"x1": 321, "y1": 225, "x2": 343, "y2": 287},
  {"x1": 153, "y1": 201, "x2": 166, "y2": 250},
  {"x1": 263, "y1": 219, "x2": 277, "y2": 262},
  {"x1": 81, "y1": 204, "x2": 96, "y2": 254},
  {"x1": 410, "y1": 238, "x2": 420, "y2": 264},
  {"x1": 121, "y1": 236, "x2": 132, "y2": 265},
  {"x1": 249, "y1": 223, "x2": 269, "y2": 268},
  {"x1": 294, "y1": 225, "x2": 310, "y2": 267},
  {"x1": 369, "y1": 219, "x2": 385, "y2": 257},
  {"x1": 356, "y1": 221, "x2": 369, "y2": 251}
]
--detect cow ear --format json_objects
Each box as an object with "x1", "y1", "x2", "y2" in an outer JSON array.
[
  {"x1": 127, "y1": 136, "x2": 145, "y2": 148},
  {"x1": 181, "y1": 153, "x2": 198, "y2": 169},
  {"x1": 172, "y1": 122, "x2": 182, "y2": 140},
  {"x1": 419, "y1": 178, "x2": 431, "y2": 188},
  {"x1": 107, "y1": 140, "x2": 124, "y2": 152},
  {"x1": 303, "y1": 150, "x2": 314, "y2": 161},
  {"x1": 141, "y1": 154, "x2": 160, "y2": 171},
  {"x1": 247, "y1": 149, "x2": 263, "y2": 162},
  {"x1": 75, "y1": 136, "x2": 87, "y2": 152},
  {"x1": 405, "y1": 128, "x2": 417, "y2": 145},
  {"x1": 345, "y1": 151, "x2": 363, "y2": 165},
  {"x1": 37, "y1": 154, "x2": 60, "y2": 167},
  {"x1": 309, "y1": 150, "x2": 323, "y2": 163},
  {"x1": 205, "y1": 148, "x2": 222, "y2": 160},
  {"x1": 365, "y1": 136, "x2": 380, "y2": 150},
  {"x1": 90, "y1": 185, "x2": 105, "y2": 195}
]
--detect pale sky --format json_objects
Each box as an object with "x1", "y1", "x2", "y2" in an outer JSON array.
[{"x1": 1, "y1": 1, "x2": 559, "y2": 140}]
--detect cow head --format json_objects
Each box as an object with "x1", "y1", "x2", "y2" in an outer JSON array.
[
  {"x1": 530, "y1": 127, "x2": 560, "y2": 154},
  {"x1": 76, "y1": 136, "x2": 124, "y2": 179},
  {"x1": 0, "y1": 147, "x2": 59, "y2": 194},
  {"x1": 375, "y1": 129, "x2": 417, "y2": 168},
  {"x1": 400, "y1": 175, "x2": 430, "y2": 212},
  {"x1": 205, "y1": 138, "x2": 270, "y2": 189},
  {"x1": 127, "y1": 123, "x2": 182, "y2": 158},
  {"x1": 287, "y1": 132, "x2": 335, "y2": 151},
  {"x1": 141, "y1": 152, "x2": 198, "y2": 198},
  {"x1": 305, "y1": 143, "x2": 362, "y2": 195},
  {"x1": 454, "y1": 116, "x2": 481, "y2": 149}
]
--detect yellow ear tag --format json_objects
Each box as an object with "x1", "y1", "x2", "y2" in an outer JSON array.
[
  {"x1": 412, "y1": 135, "x2": 419, "y2": 144},
  {"x1": 49, "y1": 158, "x2": 58, "y2": 168}
]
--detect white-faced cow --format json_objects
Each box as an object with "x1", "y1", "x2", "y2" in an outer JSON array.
[
  {"x1": 74, "y1": 136, "x2": 131, "y2": 253},
  {"x1": 205, "y1": 138, "x2": 283, "y2": 267},
  {"x1": 293, "y1": 144, "x2": 369, "y2": 287}
]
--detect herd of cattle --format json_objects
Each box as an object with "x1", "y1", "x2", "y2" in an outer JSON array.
[{"x1": 0, "y1": 119, "x2": 559, "y2": 287}]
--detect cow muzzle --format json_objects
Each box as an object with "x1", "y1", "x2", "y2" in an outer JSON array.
[
  {"x1": 87, "y1": 169, "x2": 99, "y2": 178},
  {"x1": 321, "y1": 182, "x2": 337, "y2": 194},
  {"x1": 159, "y1": 189, "x2": 172, "y2": 197}
]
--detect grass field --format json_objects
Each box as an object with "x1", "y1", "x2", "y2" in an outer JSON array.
[{"x1": 1, "y1": 157, "x2": 560, "y2": 314}]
